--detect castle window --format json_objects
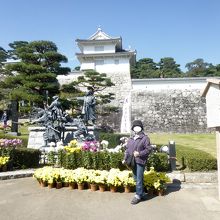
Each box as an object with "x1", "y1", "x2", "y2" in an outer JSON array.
[
  {"x1": 95, "y1": 46, "x2": 104, "y2": 51},
  {"x1": 95, "y1": 60, "x2": 104, "y2": 65},
  {"x1": 114, "y1": 59, "x2": 119, "y2": 65}
]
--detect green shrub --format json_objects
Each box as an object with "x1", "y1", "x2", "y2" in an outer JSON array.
[
  {"x1": 176, "y1": 145, "x2": 217, "y2": 171},
  {"x1": 56, "y1": 150, "x2": 168, "y2": 171},
  {"x1": 99, "y1": 132, "x2": 129, "y2": 148},
  {"x1": 47, "y1": 151, "x2": 57, "y2": 165},
  {"x1": 147, "y1": 153, "x2": 170, "y2": 172},
  {"x1": 0, "y1": 147, "x2": 40, "y2": 169},
  {"x1": 58, "y1": 151, "x2": 124, "y2": 171}
]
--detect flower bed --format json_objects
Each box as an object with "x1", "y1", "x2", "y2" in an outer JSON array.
[
  {"x1": 0, "y1": 138, "x2": 22, "y2": 148},
  {"x1": 0, "y1": 138, "x2": 40, "y2": 170},
  {"x1": 33, "y1": 166, "x2": 170, "y2": 195}
]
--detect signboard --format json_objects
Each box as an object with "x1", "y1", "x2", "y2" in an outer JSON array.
[
  {"x1": 206, "y1": 84, "x2": 220, "y2": 128},
  {"x1": 202, "y1": 78, "x2": 220, "y2": 200}
]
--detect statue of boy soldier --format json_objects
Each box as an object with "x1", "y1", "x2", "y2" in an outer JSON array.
[{"x1": 81, "y1": 87, "x2": 96, "y2": 125}]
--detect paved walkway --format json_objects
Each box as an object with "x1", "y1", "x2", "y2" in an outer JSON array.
[{"x1": 0, "y1": 177, "x2": 220, "y2": 220}]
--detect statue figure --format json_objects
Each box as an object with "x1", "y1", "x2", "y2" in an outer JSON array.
[
  {"x1": 48, "y1": 96, "x2": 63, "y2": 122},
  {"x1": 73, "y1": 116, "x2": 88, "y2": 141},
  {"x1": 31, "y1": 109, "x2": 61, "y2": 147},
  {"x1": 30, "y1": 94, "x2": 97, "y2": 147},
  {"x1": 82, "y1": 87, "x2": 96, "y2": 125}
]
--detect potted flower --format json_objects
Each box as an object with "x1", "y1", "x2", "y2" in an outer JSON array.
[
  {"x1": 74, "y1": 167, "x2": 88, "y2": 190},
  {"x1": 33, "y1": 168, "x2": 43, "y2": 185},
  {"x1": 66, "y1": 170, "x2": 77, "y2": 189},
  {"x1": 64, "y1": 139, "x2": 81, "y2": 153},
  {"x1": 87, "y1": 169, "x2": 101, "y2": 191},
  {"x1": 53, "y1": 168, "x2": 62, "y2": 189},
  {"x1": 107, "y1": 168, "x2": 122, "y2": 192},
  {"x1": 144, "y1": 167, "x2": 170, "y2": 196},
  {"x1": 154, "y1": 172, "x2": 171, "y2": 196},
  {"x1": 81, "y1": 141, "x2": 99, "y2": 152},
  {"x1": 118, "y1": 170, "x2": 136, "y2": 193},
  {"x1": 95, "y1": 170, "x2": 109, "y2": 192},
  {"x1": 60, "y1": 169, "x2": 69, "y2": 187},
  {"x1": 144, "y1": 167, "x2": 159, "y2": 195}
]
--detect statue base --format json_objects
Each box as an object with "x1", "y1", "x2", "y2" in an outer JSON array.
[{"x1": 27, "y1": 126, "x2": 96, "y2": 149}]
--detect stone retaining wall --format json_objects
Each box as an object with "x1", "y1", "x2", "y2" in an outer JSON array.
[{"x1": 131, "y1": 89, "x2": 208, "y2": 133}]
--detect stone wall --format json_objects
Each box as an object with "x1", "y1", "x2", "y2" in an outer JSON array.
[{"x1": 131, "y1": 89, "x2": 208, "y2": 133}]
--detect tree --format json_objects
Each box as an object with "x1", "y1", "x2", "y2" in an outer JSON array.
[
  {"x1": 131, "y1": 58, "x2": 158, "y2": 78},
  {"x1": 60, "y1": 81, "x2": 84, "y2": 116},
  {"x1": 0, "y1": 47, "x2": 10, "y2": 110},
  {"x1": 74, "y1": 66, "x2": 80, "y2": 71},
  {"x1": 74, "y1": 70, "x2": 115, "y2": 104},
  {"x1": 61, "y1": 70, "x2": 115, "y2": 118},
  {"x1": 2, "y1": 40, "x2": 70, "y2": 107},
  {"x1": 158, "y1": 57, "x2": 182, "y2": 78},
  {"x1": 1, "y1": 41, "x2": 70, "y2": 132},
  {"x1": 0, "y1": 46, "x2": 8, "y2": 75},
  {"x1": 185, "y1": 58, "x2": 212, "y2": 77}
]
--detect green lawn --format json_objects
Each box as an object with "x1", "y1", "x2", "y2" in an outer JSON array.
[{"x1": 149, "y1": 133, "x2": 216, "y2": 158}]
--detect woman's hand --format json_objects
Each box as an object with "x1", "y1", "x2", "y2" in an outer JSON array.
[{"x1": 133, "y1": 151, "x2": 139, "y2": 157}]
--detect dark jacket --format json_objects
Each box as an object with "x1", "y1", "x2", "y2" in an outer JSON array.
[{"x1": 124, "y1": 132, "x2": 152, "y2": 165}]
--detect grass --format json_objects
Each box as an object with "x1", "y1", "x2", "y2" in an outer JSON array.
[{"x1": 149, "y1": 133, "x2": 216, "y2": 158}]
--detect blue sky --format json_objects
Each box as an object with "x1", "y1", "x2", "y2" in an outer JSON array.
[{"x1": 0, "y1": 0, "x2": 219, "y2": 71}]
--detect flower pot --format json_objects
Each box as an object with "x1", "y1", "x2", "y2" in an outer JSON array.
[
  {"x1": 99, "y1": 184, "x2": 106, "y2": 192},
  {"x1": 41, "y1": 181, "x2": 47, "y2": 187},
  {"x1": 56, "y1": 182, "x2": 62, "y2": 189},
  {"x1": 87, "y1": 183, "x2": 91, "y2": 189},
  {"x1": 90, "y1": 183, "x2": 97, "y2": 191},
  {"x1": 124, "y1": 185, "x2": 131, "y2": 193},
  {"x1": 37, "y1": 179, "x2": 42, "y2": 186},
  {"x1": 69, "y1": 182, "x2": 76, "y2": 190},
  {"x1": 157, "y1": 189, "x2": 165, "y2": 196},
  {"x1": 63, "y1": 182, "x2": 69, "y2": 187},
  {"x1": 48, "y1": 183, "x2": 54, "y2": 189},
  {"x1": 110, "y1": 185, "x2": 117, "y2": 193},
  {"x1": 77, "y1": 183, "x2": 85, "y2": 190}
]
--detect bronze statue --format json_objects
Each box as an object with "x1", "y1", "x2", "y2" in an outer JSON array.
[{"x1": 82, "y1": 87, "x2": 96, "y2": 125}]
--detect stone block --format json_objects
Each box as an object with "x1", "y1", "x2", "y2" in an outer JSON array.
[{"x1": 184, "y1": 172, "x2": 218, "y2": 183}]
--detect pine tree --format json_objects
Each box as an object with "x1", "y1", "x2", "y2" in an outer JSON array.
[{"x1": 3, "y1": 40, "x2": 70, "y2": 106}]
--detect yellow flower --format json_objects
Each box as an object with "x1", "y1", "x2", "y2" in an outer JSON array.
[{"x1": 0, "y1": 156, "x2": 10, "y2": 167}]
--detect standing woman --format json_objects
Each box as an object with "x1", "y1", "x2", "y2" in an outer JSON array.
[
  {"x1": 123, "y1": 120, "x2": 152, "y2": 205},
  {"x1": 1, "y1": 110, "x2": 8, "y2": 131}
]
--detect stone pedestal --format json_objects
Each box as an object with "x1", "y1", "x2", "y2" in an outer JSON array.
[{"x1": 27, "y1": 126, "x2": 96, "y2": 149}]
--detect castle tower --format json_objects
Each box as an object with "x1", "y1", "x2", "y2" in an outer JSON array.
[{"x1": 75, "y1": 28, "x2": 136, "y2": 106}]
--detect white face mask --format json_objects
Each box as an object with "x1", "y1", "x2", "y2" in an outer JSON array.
[{"x1": 133, "y1": 126, "x2": 142, "y2": 133}]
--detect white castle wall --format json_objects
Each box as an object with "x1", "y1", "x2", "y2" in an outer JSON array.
[{"x1": 82, "y1": 44, "x2": 115, "y2": 54}]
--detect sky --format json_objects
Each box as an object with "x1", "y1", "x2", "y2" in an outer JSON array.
[{"x1": 0, "y1": 0, "x2": 220, "y2": 71}]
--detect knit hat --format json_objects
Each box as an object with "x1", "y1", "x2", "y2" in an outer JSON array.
[{"x1": 131, "y1": 120, "x2": 144, "y2": 131}]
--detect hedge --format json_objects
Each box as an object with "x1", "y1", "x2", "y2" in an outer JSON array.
[
  {"x1": 99, "y1": 132, "x2": 130, "y2": 148},
  {"x1": 176, "y1": 145, "x2": 217, "y2": 171},
  {"x1": 0, "y1": 147, "x2": 41, "y2": 169}
]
